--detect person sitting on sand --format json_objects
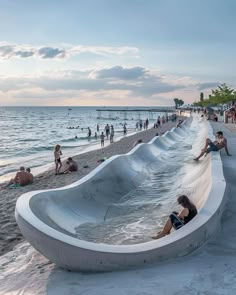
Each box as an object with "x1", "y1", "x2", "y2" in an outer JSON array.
[
  {"x1": 133, "y1": 139, "x2": 143, "y2": 147},
  {"x1": 63, "y1": 157, "x2": 78, "y2": 174},
  {"x1": 6, "y1": 166, "x2": 33, "y2": 187},
  {"x1": 194, "y1": 131, "x2": 231, "y2": 161},
  {"x1": 54, "y1": 144, "x2": 62, "y2": 175},
  {"x1": 26, "y1": 168, "x2": 34, "y2": 184},
  {"x1": 176, "y1": 119, "x2": 183, "y2": 128},
  {"x1": 152, "y1": 195, "x2": 197, "y2": 239}
]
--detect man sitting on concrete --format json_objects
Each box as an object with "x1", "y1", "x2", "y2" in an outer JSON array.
[
  {"x1": 63, "y1": 157, "x2": 78, "y2": 173},
  {"x1": 194, "y1": 131, "x2": 231, "y2": 161}
]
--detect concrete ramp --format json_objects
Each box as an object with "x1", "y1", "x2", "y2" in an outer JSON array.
[{"x1": 15, "y1": 116, "x2": 226, "y2": 271}]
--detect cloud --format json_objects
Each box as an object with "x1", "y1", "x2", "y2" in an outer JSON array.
[
  {"x1": 1, "y1": 66, "x2": 224, "y2": 106},
  {"x1": 71, "y1": 45, "x2": 139, "y2": 57},
  {"x1": 0, "y1": 44, "x2": 36, "y2": 59},
  {"x1": 93, "y1": 66, "x2": 147, "y2": 80},
  {"x1": 0, "y1": 45, "x2": 14, "y2": 59},
  {"x1": 0, "y1": 42, "x2": 139, "y2": 60},
  {"x1": 15, "y1": 50, "x2": 35, "y2": 58},
  {"x1": 196, "y1": 82, "x2": 220, "y2": 90},
  {"x1": 38, "y1": 47, "x2": 66, "y2": 59},
  {"x1": 0, "y1": 66, "x2": 188, "y2": 108}
]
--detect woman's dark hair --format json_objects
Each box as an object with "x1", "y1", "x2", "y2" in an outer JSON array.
[{"x1": 177, "y1": 195, "x2": 195, "y2": 210}]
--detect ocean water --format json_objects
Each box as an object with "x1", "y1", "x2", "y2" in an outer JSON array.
[{"x1": 0, "y1": 106, "x2": 167, "y2": 183}]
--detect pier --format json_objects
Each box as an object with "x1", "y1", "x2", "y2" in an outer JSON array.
[{"x1": 96, "y1": 107, "x2": 176, "y2": 120}]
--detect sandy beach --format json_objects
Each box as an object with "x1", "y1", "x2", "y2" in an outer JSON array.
[
  {"x1": 0, "y1": 119, "x2": 182, "y2": 257},
  {"x1": 0, "y1": 119, "x2": 235, "y2": 295}
]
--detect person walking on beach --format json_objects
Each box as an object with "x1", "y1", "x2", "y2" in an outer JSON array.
[
  {"x1": 123, "y1": 124, "x2": 127, "y2": 135},
  {"x1": 54, "y1": 144, "x2": 62, "y2": 175},
  {"x1": 152, "y1": 195, "x2": 197, "y2": 239},
  {"x1": 110, "y1": 126, "x2": 114, "y2": 143},
  {"x1": 194, "y1": 131, "x2": 231, "y2": 161},
  {"x1": 105, "y1": 124, "x2": 110, "y2": 139},
  {"x1": 101, "y1": 132, "x2": 105, "y2": 147},
  {"x1": 139, "y1": 120, "x2": 142, "y2": 130}
]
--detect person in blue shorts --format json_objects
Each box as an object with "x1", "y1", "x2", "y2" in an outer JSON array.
[
  {"x1": 194, "y1": 131, "x2": 231, "y2": 161},
  {"x1": 152, "y1": 195, "x2": 197, "y2": 239}
]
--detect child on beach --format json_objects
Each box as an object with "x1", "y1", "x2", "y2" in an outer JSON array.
[{"x1": 54, "y1": 144, "x2": 62, "y2": 175}]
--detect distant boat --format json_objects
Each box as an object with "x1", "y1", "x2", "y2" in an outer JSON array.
[{"x1": 68, "y1": 108, "x2": 72, "y2": 111}]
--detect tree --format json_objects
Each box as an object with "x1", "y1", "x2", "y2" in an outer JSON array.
[
  {"x1": 173, "y1": 98, "x2": 178, "y2": 108},
  {"x1": 179, "y1": 99, "x2": 184, "y2": 106},
  {"x1": 194, "y1": 84, "x2": 236, "y2": 107},
  {"x1": 200, "y1": 92, "x2": 204, "y2": 102},
  {"x1": 173, "y1": 98, "x2": 185, "y2": 108}
]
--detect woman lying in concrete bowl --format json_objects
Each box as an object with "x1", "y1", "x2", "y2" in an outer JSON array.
[{"x1": 152, "y1": 195, "x2": 197, "y2": 239}]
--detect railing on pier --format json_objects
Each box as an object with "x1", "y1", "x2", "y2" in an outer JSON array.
[{"x1": 96, "y1": 107, "x2": 176, "y2": 120}]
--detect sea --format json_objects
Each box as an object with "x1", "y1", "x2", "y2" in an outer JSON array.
[{"x1": 0, "y1": 106, "x2": 169, "y2": 183}]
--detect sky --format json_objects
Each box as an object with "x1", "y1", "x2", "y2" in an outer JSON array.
[{"x1": 0, "y1": 0, "x2": 236, "y2": 106}]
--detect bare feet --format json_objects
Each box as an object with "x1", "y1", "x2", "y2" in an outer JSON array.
[{"x1": 152, "y1": 232, "x2": 164, "y2": 239}]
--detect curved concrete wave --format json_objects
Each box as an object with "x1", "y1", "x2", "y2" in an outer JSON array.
[{"x1": 15, "y1": 116, "x2": 226, "y2": 271}]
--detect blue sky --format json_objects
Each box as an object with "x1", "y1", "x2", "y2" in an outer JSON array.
[{"x1": 0, "y1": 0, "x2": 235, "y2": 106}]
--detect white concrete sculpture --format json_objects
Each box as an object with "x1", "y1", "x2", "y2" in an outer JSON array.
[{"x1": 15, "y1": 116, "x2": 226, "y2": 271}]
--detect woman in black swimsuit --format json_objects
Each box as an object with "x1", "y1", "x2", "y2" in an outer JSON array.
[{"x1": 152, "y1": 195, "x2": 197, "y2": 239}]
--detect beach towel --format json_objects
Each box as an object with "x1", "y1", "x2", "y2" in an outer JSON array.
[{"x1": 9, "y1": 183, "x2": 22, "y2": 189}]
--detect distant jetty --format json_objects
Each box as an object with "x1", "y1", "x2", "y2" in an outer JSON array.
[{"x1": 96, "y1": 107, "x2": 176, "y2": 120}]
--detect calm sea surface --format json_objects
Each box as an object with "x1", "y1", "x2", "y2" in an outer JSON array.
[{"x1": 0, "y1": 106, "x2": 166, "y2": 183}]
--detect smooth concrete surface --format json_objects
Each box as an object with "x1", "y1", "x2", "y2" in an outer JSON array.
[{"x1": 15, "y1": 116, "x2": 226, "y2": 271}]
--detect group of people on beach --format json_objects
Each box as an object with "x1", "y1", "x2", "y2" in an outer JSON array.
[
  {"x1": 152, "y1": 108, "x2": 232, "y2": 239},
  {"x1": 2, "y1": 146, "x2": 78, "y2": 188},
  {"x1": 152, "y1": 130, "x2": 231, "y2": 239},
  {"x1": 5, "y1": 166, "x2": 33, "y2": 188},
  {"x1": 4, "y1": 109, "x2": 232, "y2": 244},
  {"x1": 76, "y1": 116, "x2": 177, "y2": 149},
  {"x1": 54, "y1": 144, "x2": 78, "y2": 175}
]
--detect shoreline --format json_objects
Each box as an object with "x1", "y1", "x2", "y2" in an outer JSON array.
[
  {"x1": 0, "y1": 118, "x2": 183, "y2": 256},
  {"x1": 0, "y1": 128, "x2": 140, "y2": 185}
]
